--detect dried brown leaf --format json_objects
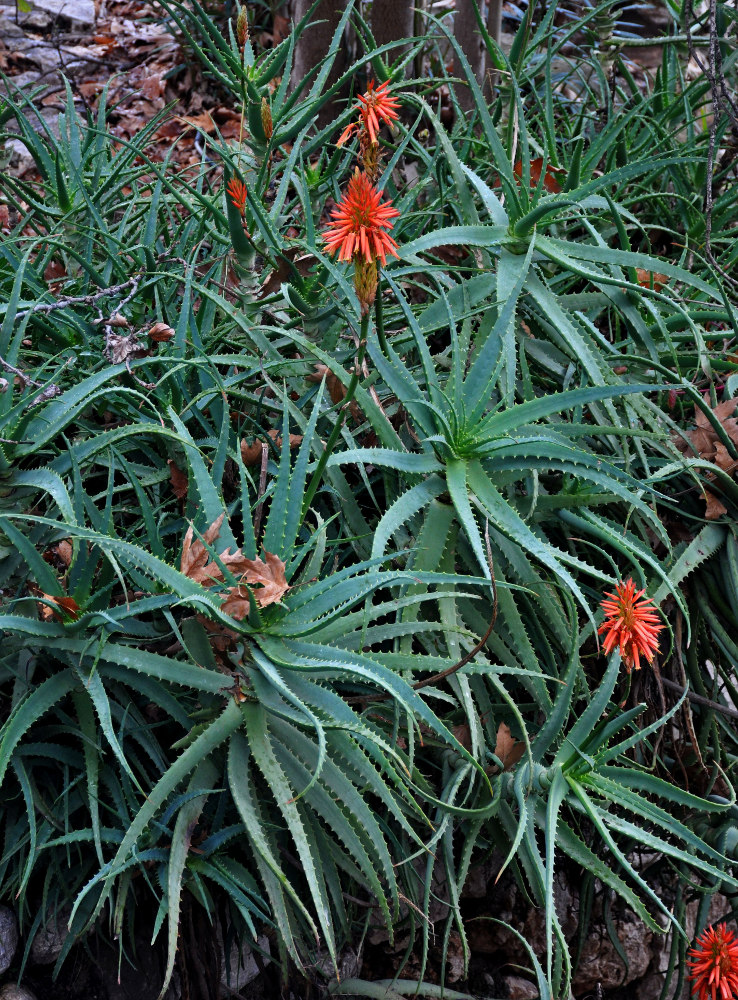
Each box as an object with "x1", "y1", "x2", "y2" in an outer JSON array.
[
  {"x1": 704, "y1": 490, "x2": 728, "y2": 520},
  {"x1": 56, "y1": 540, "x2": 73, "y2": 567},
  {"x1": 677, "y1": 399, "x2": 738, "y2": 467},
  {"x1": 240, "y1": 428, "x2": 302, "y2": 467},
  {"x1": 493, "y1": 723, "x2": 525, "y2": 772},
  {"x1": 38, "y1": 593, "x2": 81, "y2": 621},
  {"x1": 240, "y1": 551, "x2": 290, "y2": 608},
  {"x1": 148, "y1": 321, "x2": 175, "y2": 342},
  {"x1": 180, "y1": 513, "x2": 225, "y2": 584},
  {"x1": 168, "y1": 459, "x2": 188, "y2": 500},
  {"x1": 220, "y1": 586, "x2": 252, "y2": 620},
  {"x1": 635, "y1": 268, "x2": 668, "y2": 291},
  {"x1": 514, "y1": 157, "x2": 564, "y2": 193},
  {"x1": 259, "y1": 248, "x2": 317, "y2": 298},
  {"x1": 180, "y1": 517, "x2": 290, "y2": 608}
]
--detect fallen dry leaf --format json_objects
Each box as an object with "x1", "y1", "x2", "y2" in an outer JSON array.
[
  {"x1": 104, "y1": 330, "x2": 147, "y2": 365},
  {"x1": 180, "y1": 513, "x2": 226, "y2": 584},
  {"x1": 38, "y1": 593, "x2": 81, "y2": 621},
  {"x1": 307, "y1": 364, "x2": 362, "y2": 420},
  {"x1": 675, "y1": 398, "x2": 738, "y2": 517},
  {"x1": 514, "y1": 157, "x2": 564, "y2": 194},
  {"x1": 168, "y1": 459, "x2": 188, "y2": 500},
  {"x1": 704, "y1": 490, "x2": 728, "y2": 520},
  {"x1": 259, "y1": 247, "x2": 317, "y2": 298},
  {"x1": 240, "y1": 428, "x2": 302, "y2": 466},
  {"x1": 234, "y1": 551, "x2": 290, "y2": 610},
  {"x1": 148, "y1": 321, "x2": 175, "y2": 342},
  {"x1": 635, "y1": 268, "x2": 668, "y2": 291},
  {"x1": 493, "y1": 722, "x2": 526, "y2": 772},
  {"x1": 220, "y1": 586, "x2": 252, "y2": 620},
  {"x1": 56, "y1": 540, "x2": 73, "y2": 567},
  {"x1": 180, "y1": 515, "x2": 290, "y2": 610}
]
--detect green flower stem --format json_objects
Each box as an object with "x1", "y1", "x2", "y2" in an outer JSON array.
[
  {"x1": 375, "y1": 274, "x2": 388, "y2": 356},
  {"x1": 303, "y1": 312, "x2": 369, "y2": 513}
]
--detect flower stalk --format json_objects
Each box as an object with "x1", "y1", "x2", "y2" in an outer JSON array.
[{"x1": 303, "y1": 313, "x2": 370, "y2": 514}]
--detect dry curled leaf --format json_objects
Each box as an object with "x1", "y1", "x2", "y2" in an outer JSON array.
[
  {"x1": 676, "y1": 399, "x2": 738, "y2": 517},
  {"x1": 148, "y1": 321, "x2": 175, "y2": 342},
  {"x1": 168, "y1": 459, "x2": 188, "y2": 500},
  {"x1": 240, "y1": 428, "x2": 302, "y2": 467},
  {"x1": 259, "y1": 247, "x2": 317, "y2": 298},
  {"x1": 635, "y1": 268, "x2": 668, "y2": 291},
  {"x1": 180, "y1": 513, "x2": 226, "y2": 584},
  {"x1": 236, "y1": 551, "x2": 290, "y2": 609},
  {"x1": 704, "y1": 490, "x2": 728, "y2": 520},
  {"x1": 492, "y1": 722, "x2": 525, "y2": 772},
  {"x1": 38, "y1": 593, "x2": 81, "y2": 621},
  {"x1": 180, "y1": 515, "x2": 290, "y2": 611},
  {"x1": 43, "y1": 539, "x2": 73, "y2": 570},
  {"x1": 677, "y1": 398, "x2": 738, "y2": 469},
  {"x1": 104, "y1": 331, "x2": 147, "y2": 365},
  {"x1": 514, "y1": 157, "x2": 564, "y2": 193},
  {"x1": 307, "y1": 364, "x2": 362, "y2": 420}
]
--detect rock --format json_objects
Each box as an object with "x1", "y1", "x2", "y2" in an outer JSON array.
[
  {"x1": 220, "y1": 935, "x2": 270, "y2": 995},
  {"x1": 573, "y1": 915, "x2": 652, "y2": 993},
  {"x1": 0, "y1": 906, "x2": 19, "y2": 975},
  {"x1": 502, "y1": 976, "x2": 539, "y2": 1000},
  {"x1": 17, "y1": 0, "x2": 95, "y2": 30},
  {"x1": 636, "y1": 893, "x2": 735, "y2": 1000},
  {"x1": 30, "y1": 907, "x2": 70, "y2": 965},
  {"x1": 0, "y1": 13, "x2": 24, "y2": 38},
  {"x1": 0, "y1": 986, "x2": 38, "y2": 1000}
]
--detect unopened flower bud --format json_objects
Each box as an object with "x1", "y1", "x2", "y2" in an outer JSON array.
[
  {"x1": 354, "y1": 257, "x2": 378, "y2": 317},
  {"x1": 236, "y1": 6, "x2": 249, "y2": 50},
  {"x1": 261, "y1": 97, "x2": 273, "y2": 141}
]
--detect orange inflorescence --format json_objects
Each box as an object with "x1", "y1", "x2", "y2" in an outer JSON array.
[
  {"x1": 226, "y1": 177, "x2": 248, "y2": 217},
  {"x1": 687, "y1": 925, "x2": 738, "y2": 1000},
  {"x1": 598, "y1": 577, "x2": 664, "y2": 672},
  {"x1": 323, "y1": 169, "x2": 399, "y2": 266},
  {"x1": 338, "y1": 80, "x2": 401, "y2": 147}
]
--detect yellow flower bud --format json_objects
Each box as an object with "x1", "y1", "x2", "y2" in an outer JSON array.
[{"x1": 261, "y1": 97, "x2": 273, "y2": 142}]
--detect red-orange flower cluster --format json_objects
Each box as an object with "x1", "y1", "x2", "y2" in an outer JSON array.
[
  {"x1": 226, "y1": 176, "x2": 247, "y2": 217},
  {"x1": 338, "y1": 80, "x2": 401, "y2": 147},
  {"x1": 687, "y1": 925, "x2": 738, "y2": 1000},
  {"x1": 598, "y1": 577, "x2": 664, "y2": 672},
  {"x1": 323, "y1": 170, "x2": 399, "y2": 265}
]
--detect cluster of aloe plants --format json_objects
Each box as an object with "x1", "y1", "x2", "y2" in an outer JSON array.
[{"x1": 1, "y1": 0, "x2": 737, "y2": 997}]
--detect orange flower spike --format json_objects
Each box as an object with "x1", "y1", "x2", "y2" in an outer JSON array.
[
  {"x1": 337, "y1": 80, "x2": 400, "y2": 147},
  {"x1": 356, "y1": 80, "x2": 400, "y2": 144},
  {"x1": 687, "y1": 925, "x2": 738, "y2": 1000},
  {"x1": 226, "y1": 177, "x2": 247, "y2": 217},
  {"x1": 323, "y1": 170, "x2": 399, "y2": 266},
  {"x1": 598, "y1": 577, "x2": 664, "y2": 673}
]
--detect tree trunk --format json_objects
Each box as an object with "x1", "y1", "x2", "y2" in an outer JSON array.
[
  {"x1": 371, "y1": 0, "x2": 415, "y2": 63},
  {"x1": 453, "y1": 0, "x2": 487, "y2": 113},
  {"x1": 290, "y1": 0, "x2": 348, "y2": 128}
]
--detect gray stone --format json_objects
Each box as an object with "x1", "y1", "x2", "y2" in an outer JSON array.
[
  {"x1": 0, "y1": 13, "x2": 24, "y2": 37},
  {"x1": 0, "y1": 906, "x2": 19, "y2": 975},
  {"x1": 29, "y1": 907, "x2": 70, "y2": 965},
  {"x1": 18, "y1": 0, "x2": 94, "y2": 29},
  {"x1": 220, "y1": 935, "x2": 270, "y2": 995},
  {"x1": 0, "y1": 987, "x2": 38, "y2": 1000},
  {"x1": 502, "y1": 976, "x2": 539, "y2": 1000}
]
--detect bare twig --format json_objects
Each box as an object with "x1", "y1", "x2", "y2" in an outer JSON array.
[
  {"x1": 252, "y1": 443, "x2": 270, "y2": 546},
  {"x1": 347, "y1": 524, "x2": 498, "y2": 705},
  {"x1": 661, "y1": 675, "x2": 738, "y2": 722},
  {"x1": 412, "y1": 524, "x2": 498, "y2": 692},
  {"x1": 14, "y1": 275, "x2": 142, "y2": 320}
]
